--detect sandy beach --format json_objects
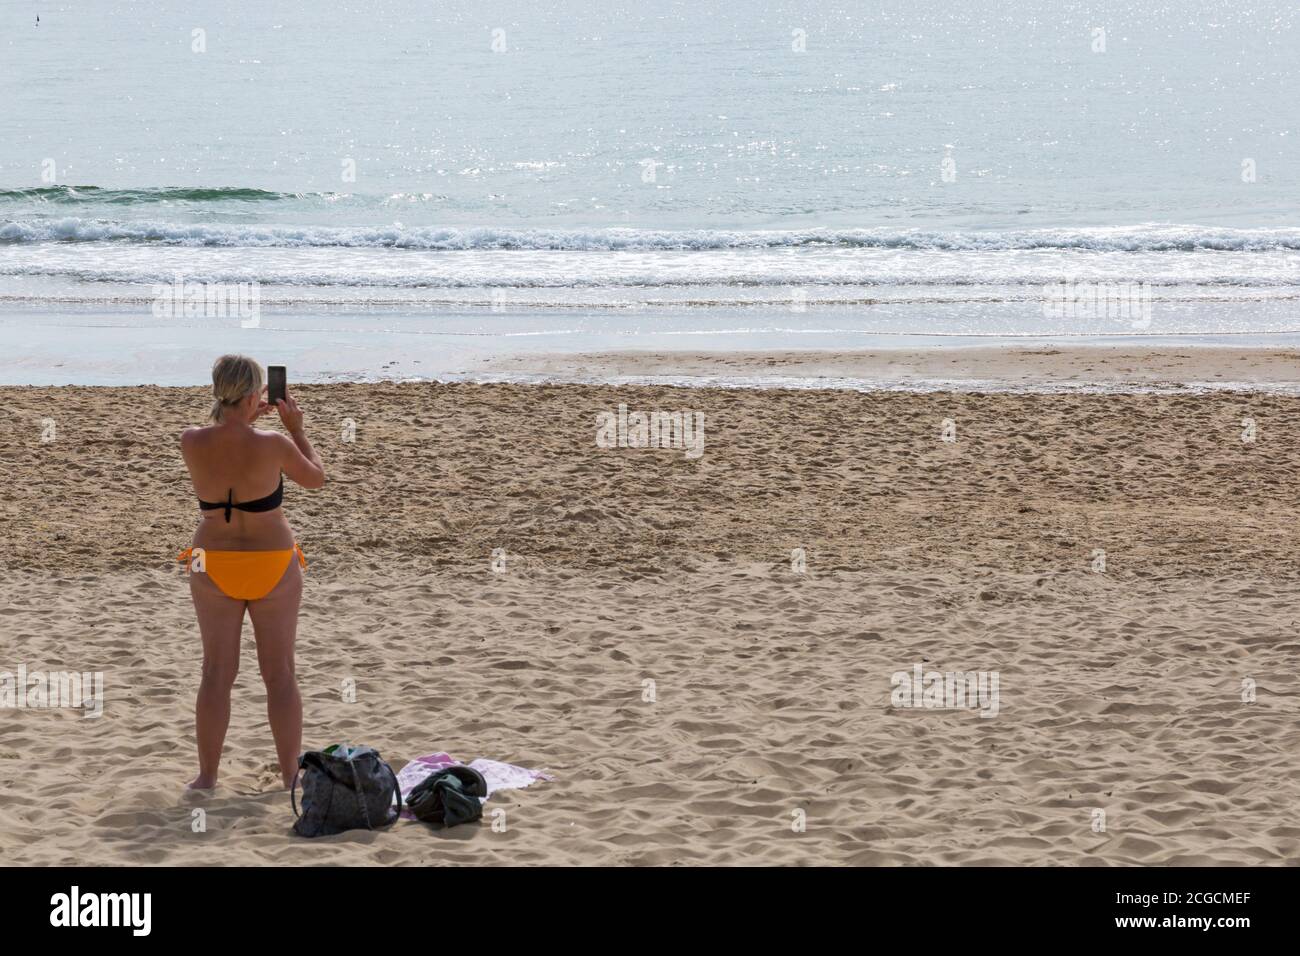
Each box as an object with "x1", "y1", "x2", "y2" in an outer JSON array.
[{"x1": 2, "y1": 350, "x2": 1299, "y2": 865}]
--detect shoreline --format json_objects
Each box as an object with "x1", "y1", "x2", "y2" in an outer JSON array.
[
  {"x1": 476, "y1": 344, "x2": 1300, "y2": 394},
  {"x1": 6, "y1": 331, "x2": 1300, "y2": 391}
]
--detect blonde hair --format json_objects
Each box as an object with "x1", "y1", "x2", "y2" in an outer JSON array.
[{"x1": 209, "y1": 354, "x2": 264, "y2": 423}]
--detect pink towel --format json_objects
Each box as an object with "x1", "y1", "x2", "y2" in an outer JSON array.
[{"x1": 396, "y1": 751, "x2": 552, "y2": 820}]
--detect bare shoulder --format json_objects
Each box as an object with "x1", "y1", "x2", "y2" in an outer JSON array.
[
  {"x1": 254, "y1": 428, "x2": 295, "y2": 455},
  {"x1": 180, "y1": 424, "x2": 210, "y2": 448}
]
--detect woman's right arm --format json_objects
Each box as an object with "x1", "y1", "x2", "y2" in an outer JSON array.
[{"x1": 274, "y1": 395, "x2": 326, "y2": 489}]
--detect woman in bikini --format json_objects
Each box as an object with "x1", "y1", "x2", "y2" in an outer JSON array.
[{"x1": 179, "y1": 355, "x2": 325, "y2": 790}]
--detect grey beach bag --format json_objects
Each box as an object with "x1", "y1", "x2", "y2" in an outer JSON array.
[{"x1": 291, "y1": 744, "x2": 403, "y2": 837}]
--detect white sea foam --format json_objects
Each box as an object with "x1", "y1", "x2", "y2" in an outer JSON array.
[{"x1": 4, "y1": 218, "x2": 1300, "y2": 252}]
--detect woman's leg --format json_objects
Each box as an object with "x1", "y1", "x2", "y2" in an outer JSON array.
[
  {"x1": 188, "y1": 570, "x2": 247, "y2": 789},
  {"x1": 247, "y1": 559, "x2": 303, "y2": 789}
]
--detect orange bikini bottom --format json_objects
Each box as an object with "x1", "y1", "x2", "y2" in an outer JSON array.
[{"x1": 178, "y1": 544, "x2": 307, "y2": 601}]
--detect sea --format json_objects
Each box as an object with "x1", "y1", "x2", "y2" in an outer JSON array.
[{"x1": 1, "y1": 0, "x2": 1297, "y2": 385}]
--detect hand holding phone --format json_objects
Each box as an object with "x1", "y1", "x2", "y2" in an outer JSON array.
[{"x1": 275, "y1": 393, "x2": 305, "y2": 433}]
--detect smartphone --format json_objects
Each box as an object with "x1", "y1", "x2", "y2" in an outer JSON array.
[{"x1": 267, "y1": 365, "x2": 287, "y2": 407}]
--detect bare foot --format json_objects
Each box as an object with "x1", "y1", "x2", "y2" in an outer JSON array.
[
  {"x1": 187, "y1": 774, "x2": 218, "y2": 790},
  {"x1": 256, "y1": 763, "x2": 297, "y2": 792}
]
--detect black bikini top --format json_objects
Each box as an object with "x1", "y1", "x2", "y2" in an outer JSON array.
[{"x1": 198, "y1": 475, "x2": 284, "y2": 523}]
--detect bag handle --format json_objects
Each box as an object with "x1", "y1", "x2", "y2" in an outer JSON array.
[
  {"x1": 348, "y1": 758, "x2": 372, "y2": 830},
  {"x1": 388, "y1": 762, "x2": 403, "y2": 820},
  {"x1": 345, "y1": 756, "x2": 404, "y2": 829},
  {"x1": 290, "y1": 751, "x2": 320, "y2": 820}
]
